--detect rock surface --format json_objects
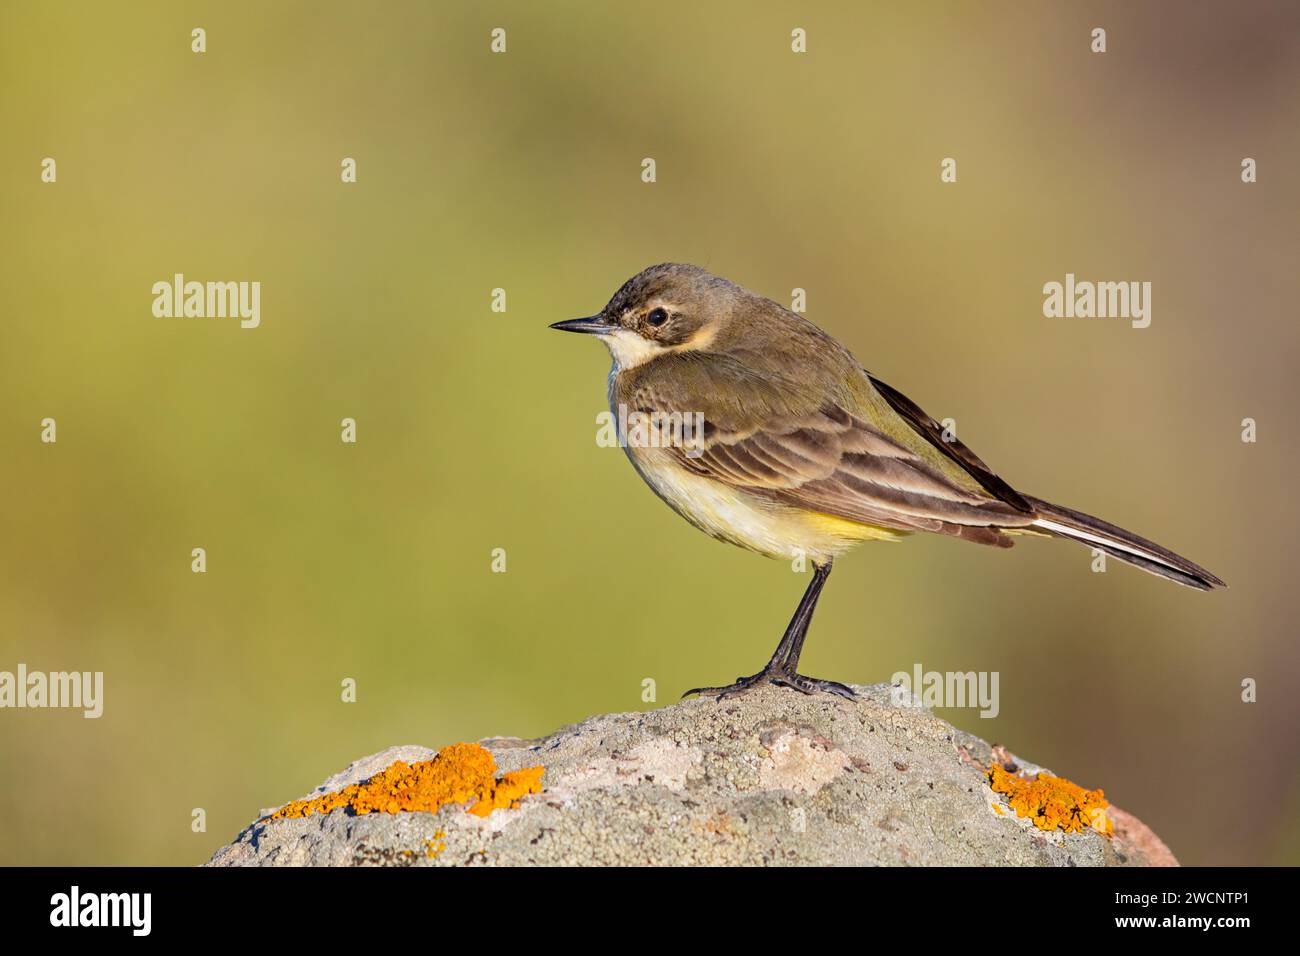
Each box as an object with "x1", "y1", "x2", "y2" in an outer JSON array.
[{"x1": 206, "y1": 683, "x2": 1176, "y2": 866}]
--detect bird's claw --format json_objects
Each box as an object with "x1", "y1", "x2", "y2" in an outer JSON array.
[{"x1": 682, "y1": 668, "x2": 856, "y2": 701}]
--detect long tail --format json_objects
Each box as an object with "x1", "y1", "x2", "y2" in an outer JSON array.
[{"x1": 1023, "y1": 495, "x2": 1226, "y2": 591}]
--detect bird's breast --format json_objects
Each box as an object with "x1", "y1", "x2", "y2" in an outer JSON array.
[
  {"x1": 619, "y1": 443, "x2": 902, "y2": 563},
  {"x1": 607, "y1": 365, "x2": 903, "y2": 563}
]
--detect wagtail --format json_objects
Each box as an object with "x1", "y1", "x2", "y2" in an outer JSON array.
[{"x1": 551, "y1": 264, "x2": 1224, "y2": 699}]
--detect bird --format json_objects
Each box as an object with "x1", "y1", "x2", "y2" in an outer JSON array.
[{"x1": 550, "y1": 263, "x2": 1225, "y2": 700}]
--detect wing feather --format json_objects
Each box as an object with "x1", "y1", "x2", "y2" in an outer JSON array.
[{"x1": 866, "y1": 371, "x2": 1033, "y2": 513}]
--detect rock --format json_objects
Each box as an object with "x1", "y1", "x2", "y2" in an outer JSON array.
[{"x1": 205, "y1": 683, "x2": 1176, "y2": 866}]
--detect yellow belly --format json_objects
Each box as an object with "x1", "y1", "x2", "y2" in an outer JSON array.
[{"x1": 624, "y1": 446, "x2": 905, "y2": 563}]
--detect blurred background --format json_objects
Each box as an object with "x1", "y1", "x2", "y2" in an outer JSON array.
[{"x1": 1, "y1": 1, "x2": 1297, "y2": 866}]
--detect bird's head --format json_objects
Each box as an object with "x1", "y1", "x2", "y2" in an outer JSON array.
[{"x1": 550, "y1": 263, "x2": 743, "y2": 369}]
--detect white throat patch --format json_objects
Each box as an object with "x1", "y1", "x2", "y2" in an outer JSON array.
[{"x1": 599, "y1": 328, "x2": 669, "y2": 370}]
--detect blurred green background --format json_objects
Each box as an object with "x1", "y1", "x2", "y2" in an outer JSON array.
[{"x1": 2, "y1": 1, "x2": 1297, "y2": 866}]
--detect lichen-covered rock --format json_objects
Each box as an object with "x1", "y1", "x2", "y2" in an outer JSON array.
[{"x1": 206, "y1": 683, "x2": 1176, "y2": 866}]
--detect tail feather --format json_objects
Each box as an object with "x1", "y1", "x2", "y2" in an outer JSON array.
[{"x1": 1023, "y1": 495, "x2": 1226, "y2": 591}]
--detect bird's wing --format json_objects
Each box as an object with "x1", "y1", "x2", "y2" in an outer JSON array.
[
  {"x1": 865, "y1": 371, "x2": 1033, "y2": 513},
  {"x1": 621, "y1": 353, "x2": 1033, "y2": 542}
]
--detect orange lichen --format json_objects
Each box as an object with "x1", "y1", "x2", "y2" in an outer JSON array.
[
  {"x1": 987, "y1": 763, "x2": 1112, "y2": 835},
  {"x1": 425, "y1": 830, "x2": 447, "y2": 858},
  {"x1": 268, "y1": 743, "x2": 544, "y2": 821},
  {"x1": 465, "y1": 765, "x2": 546, "y2": 817}
]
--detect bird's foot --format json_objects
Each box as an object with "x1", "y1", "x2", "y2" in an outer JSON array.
[
  {"x1": 681, "y1": 671, "x2": 770, "y2": 701},
  {"x1": 682, "y1": 666, "x2": 856, "y2": 701},
  {"x1": 771, "y1": 672, "x2": 857, "y2": 700}
]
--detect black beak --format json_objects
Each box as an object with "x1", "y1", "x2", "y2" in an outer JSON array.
[{"x1": 549, "y1": 315, "x2": 608, "y2": 335}]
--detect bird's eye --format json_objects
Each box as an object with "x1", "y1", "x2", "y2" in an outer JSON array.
[{"x1": 647, "y1": 308, "x2": 669, "y2": 327}]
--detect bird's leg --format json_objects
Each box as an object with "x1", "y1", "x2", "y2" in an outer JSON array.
[
  {"x1": 762, "y1": 561, "x2": 831, "y2": 671},
  {"x1": 682, "y1": 561, "x2": 855, "y2": 700},
  {"x1": 766, "y1": 561, "x2": 856, "y2": 698}
]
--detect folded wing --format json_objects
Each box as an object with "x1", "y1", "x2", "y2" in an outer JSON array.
[{"x1": 623, "y1": 354, "x2": 1034, "y2": 546}]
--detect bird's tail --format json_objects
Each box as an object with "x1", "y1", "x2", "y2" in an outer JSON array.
[{"x1": 1023, "y1": 495, "x2": 1226, "y2": 591}]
